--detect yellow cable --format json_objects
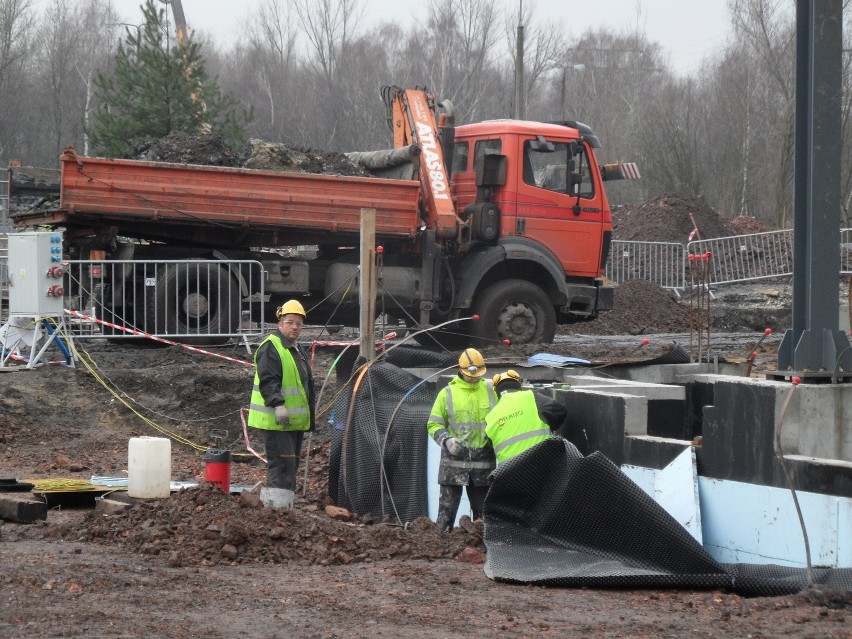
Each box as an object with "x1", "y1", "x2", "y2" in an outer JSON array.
[
  {"x1": 71, "y1": 343, "x2": 217, "y2": 454},
  {"x1": 31, "y1": 479, "x2": 97, "y2": 491}
]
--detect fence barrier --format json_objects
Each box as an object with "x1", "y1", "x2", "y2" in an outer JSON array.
[
  {"x1": 607, "y1": 229, "x2": 851, "y2": 290},
  {"x1": 62, "y1": 259, "x2": 266, "y2": 344},
  {"x1": 0, "y1": 259, "x2": 267, "y2": 344},
  {"x1": 606, "y1": 240, "x2": 686, "y2": 290},
  {"x1": 0, "y1": 234, "x2": 7, "y2": 310}
]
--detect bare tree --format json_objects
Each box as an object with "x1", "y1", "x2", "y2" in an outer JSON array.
[
  {"x1": 0, "y1": 0, "x2": 34, "y2": 162},
  {"x1": 293, "y1": 0, "x2": 361, "y2": 81},
  {"x1": 502, "y1": 0, "x2": 565, "y2": 121},
  {"x1": 412, "y1": 0, "x2": 500, "y2": 122},
  {"x1": 729, "y1": 0, "x2": 796, "y2": 226},
  {"x1": 242, "y1": 0, "x2": 299, "y2": 140},
  {"x1": 34, "y1": 0, "x2": 84, "y2": 159},
  {"x1": 638, "y1": 77, "x2": 705, "y2": 197},
  {"x1": 75, "y1": 1, "x2": 119, "y2": 155},
  {"x1": 291, "y1": 0, "x2": 363, "y2": 147}
]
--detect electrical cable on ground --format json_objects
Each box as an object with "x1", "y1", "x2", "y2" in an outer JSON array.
[
  {"x1": 774, "y1": 377, "x2": 814, "y2": 586},
  {"x1": 70, "y1": 339, "x2": 257, "y2": 462}
]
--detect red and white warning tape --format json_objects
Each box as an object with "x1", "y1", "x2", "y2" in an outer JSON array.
[{"x1": 63, "y1": 309, "x2": 255, "y2": 368}]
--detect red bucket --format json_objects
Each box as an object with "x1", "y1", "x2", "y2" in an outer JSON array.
[{"x1": 203, "y1": 449, "x2": 231, "y2": 493}]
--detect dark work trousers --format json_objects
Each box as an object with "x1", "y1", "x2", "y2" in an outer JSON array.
[
  {"x1": 436, "y1": 484, "x2": 488, "y2": 532},
  {"x1": 263, "y1": 429, "x2": 304, "y2": 491}
]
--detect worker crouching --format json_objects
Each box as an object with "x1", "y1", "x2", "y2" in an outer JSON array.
[
  {"x1": 485, "y1": 370, "x2": 567, "y2": 464},
  {"x1": 427, "y1": 348, "x2": 497, "y2": 532}
]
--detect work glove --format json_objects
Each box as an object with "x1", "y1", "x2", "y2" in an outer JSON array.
[
  {"x1": 443, "y1": 437, "x2": 464, "y2": 457},
  {"x1": 274, "y1": 404, "x2": 290, "y2": 426}
]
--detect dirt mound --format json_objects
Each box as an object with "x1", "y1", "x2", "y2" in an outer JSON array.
[
  {"x1": 128, "y1": 132, "x2": 370, "y2": 177},
  {"x1": 567, "y1": 279, "x2": 690, "y2": 336},
  {"x1": 37, "y1": 484, "x2": 484, "y2": 567},
  {"x1": 132, "y1": 131, "x2": 245, "y2": 166},
  {"x1": 613, "y1": 194, "x2": 734, "y2": 242},
  {"x1": 727, "y1": 215, "x2": 780, "y2": 235},
  {"x1": 243, "y1": 139, "x2": 370, "y2": 176}
]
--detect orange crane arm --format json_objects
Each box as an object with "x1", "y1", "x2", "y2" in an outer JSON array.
[{"x1": 388, "y1": 88, "x2": 459, "y2": 241}]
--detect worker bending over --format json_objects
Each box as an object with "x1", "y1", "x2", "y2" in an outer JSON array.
[
  {"x1": 247, "y1": 300, "x2": 316, "y2": 508},
  {"x1": 427, "y1": 348, "x2": 497, "y2": 532},
  {"x1": 485, "y1": 370, "x2": 567, "y2": 464}
]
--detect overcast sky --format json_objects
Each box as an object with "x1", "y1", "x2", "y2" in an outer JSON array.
[{"x1": 104, "y1": 0, "x2": 734, "y2": 77}]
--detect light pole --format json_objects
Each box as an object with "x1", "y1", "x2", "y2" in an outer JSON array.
[{"x1": 546, "y1": 60, "x2": 585, "y2": 120}]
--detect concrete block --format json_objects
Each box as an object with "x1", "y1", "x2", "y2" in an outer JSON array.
[
  {"x1": 95, "y1": 497, "x2": 132, "y2": 514},
  {"x1": 0, "y1": 492, "x2": 47, "y2": 522}
]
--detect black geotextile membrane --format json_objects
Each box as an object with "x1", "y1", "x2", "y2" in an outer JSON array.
[
  {"x1": 483, "y1": 438, "x2": 852, "y2": 597},
  {"x1": 328, "y1": 359, "x2": 439, "y2": 522},
  {"x1": 335, "y1": 344, "x2": 455, "y2": 381}
]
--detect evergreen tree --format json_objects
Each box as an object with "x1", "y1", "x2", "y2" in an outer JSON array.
[{"x1": 91, "y1": 0, "x2": 246, "y2": 157}]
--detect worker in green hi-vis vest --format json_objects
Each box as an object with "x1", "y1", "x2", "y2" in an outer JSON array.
[
  {"x1": 484, "y1": 370, "x2": 567, "y2": 464},
  {"x1": 248, "y1": 300, "x2": 316, "y2": 509},
  {"x1": 426, "y1": 348, "x2": 497, "y2": 532}
]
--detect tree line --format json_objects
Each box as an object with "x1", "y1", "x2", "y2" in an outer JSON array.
[{"x1": 1, "y1": 0, "x2": 850, "y2": 228}]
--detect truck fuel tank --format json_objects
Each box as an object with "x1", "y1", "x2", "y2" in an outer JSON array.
[{"x1": 324, "y1": 262, "x2": 422, "y2": 307}]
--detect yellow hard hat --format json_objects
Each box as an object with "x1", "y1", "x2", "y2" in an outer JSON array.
[
  {"x1": 276, "y1": 299, "x2": 307, "y2": 319},
  {"x1": 492, "y1": 369, "x2": 522, "y2": 390},
  {"x1": 458, "y1": 348, "x2": 487, "y2": 378}
]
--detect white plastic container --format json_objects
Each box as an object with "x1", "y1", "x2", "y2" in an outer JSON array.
[{"x1": 127, "y1": 436, "x2": 172, "y2": 498}]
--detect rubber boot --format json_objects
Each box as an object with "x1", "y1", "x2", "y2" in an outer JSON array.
[{"x1": 260, "y1": 487, "x2": 294, "y2": 509}]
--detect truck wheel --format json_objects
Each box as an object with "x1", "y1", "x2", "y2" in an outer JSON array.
[
  {"x1": 149, "y1": 263, "x2": 241, "y2": 346},
  {"x1": 471, "y1": 279, "x2": 556, "y2": 345}
]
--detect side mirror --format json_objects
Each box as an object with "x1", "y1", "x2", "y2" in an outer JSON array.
[{"x1": 569, "y1": 172, "x2": 583, "y2": 195}]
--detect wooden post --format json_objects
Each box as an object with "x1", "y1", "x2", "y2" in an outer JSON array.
[{"x1": 360, "y1": 208, "x2": 377, "y2": 361}]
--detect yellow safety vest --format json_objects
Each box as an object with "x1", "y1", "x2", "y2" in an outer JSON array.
[
  {"x1": 485, "y1": 390, "x2": 551, "y2": 463},
  {"x1": 247, "y1": 334, "x2": 310, "y2": 431}
]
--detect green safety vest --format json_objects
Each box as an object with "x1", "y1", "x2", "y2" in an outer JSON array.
[
  {"x1": 247, "y1": 334, "x2": 310, "y2": 431},
  {"x1": 485, "y1": 389, "x2": 551, "y2": 463},
  {"x1": 427, "y1": 376, "x2": 496, "y2": 449}
]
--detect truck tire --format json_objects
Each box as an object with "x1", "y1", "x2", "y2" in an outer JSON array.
[
  {"x1": 149, "y1": 263, "x2": 241, "y2": 346},
  {"x1": 470, "y1": 279, "x2": 556, "y2": 345}
]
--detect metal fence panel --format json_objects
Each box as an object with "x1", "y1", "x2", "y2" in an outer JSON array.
[
  {"x1": 686, "y1": 230, "x2": 794, "y2": 285},
  {"x1": 1, "y1": 176, "x2": 9, "y2": 233},
  {"x1": 842, "y1": 228, "x2": 852, "y2": 275},
  {"x1": 605, "y1": 240, "x2": 686, "y2": 290},
  {"x1": 0, "y1": 234, "x2": 7, "y2": 320},
  {"x1": 62, "y1": 259, "x2": 265, "y2": 343}
]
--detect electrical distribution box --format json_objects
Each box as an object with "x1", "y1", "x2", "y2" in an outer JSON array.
[{"x1": 8, "y1": 230, "x2": 65, "y2": 316}]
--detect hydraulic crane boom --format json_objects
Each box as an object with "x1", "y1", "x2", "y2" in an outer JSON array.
[{"x1": 386, "y1": 88, "x2": 461, "y2": 241}]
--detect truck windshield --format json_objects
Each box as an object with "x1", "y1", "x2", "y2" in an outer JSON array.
[{"x1": 523, "y1": 140, "x2": 594, "y2": 198}]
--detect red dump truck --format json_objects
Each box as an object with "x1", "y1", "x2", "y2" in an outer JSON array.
[{"x1": 12, "y1": 87, "x2": 637, "y2": 345}]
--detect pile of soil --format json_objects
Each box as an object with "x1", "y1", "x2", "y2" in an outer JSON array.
[
  {"x1": 612, "y1": 194, "x2": 734, "y2": 242},
  {"x1": 132, "y1": 131, "x2": 244, "y2": 167},
  {"x1": 728, "y1": 215, "x2": 780, "y2": 235},
  {"x1": 129, "y1": 132, "x2": 369, "y2": 177},
  {"x1": 20, "y1": 484, "x2": 484, "y2": 568},
  {"x1": 563, "y1": 279, "x2": 690, "y2": 336},
  {"x1": 242, "y1": 139, "x2": 369, "y2": 176}
]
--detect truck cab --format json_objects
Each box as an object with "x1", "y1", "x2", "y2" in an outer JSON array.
[{"x1": 446, "y1": 120, "x2": 614, "y2": 344}]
